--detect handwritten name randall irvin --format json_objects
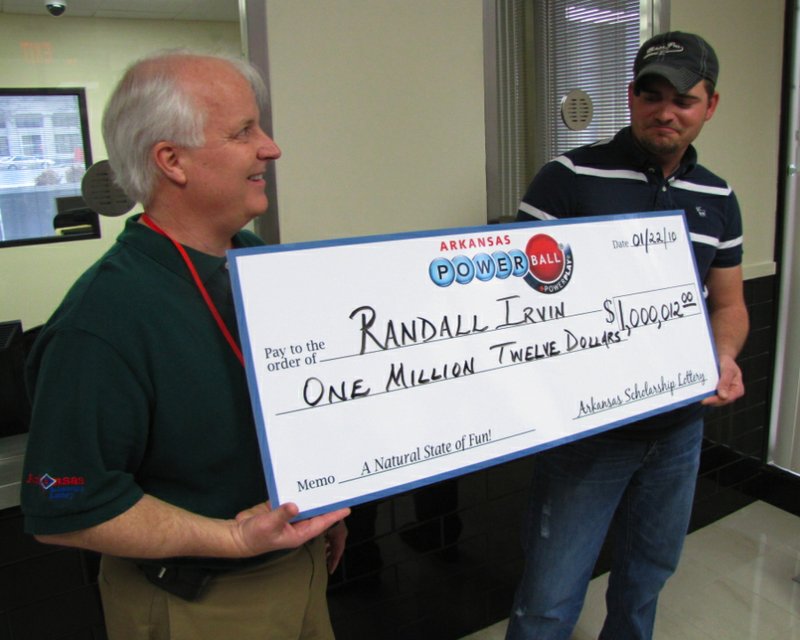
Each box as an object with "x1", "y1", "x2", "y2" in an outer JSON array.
[{"x1": 301, "y1": 294, "x2": 625, "y2": 408}]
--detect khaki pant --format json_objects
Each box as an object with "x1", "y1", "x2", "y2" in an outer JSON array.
[{"x1": 99, "y1": 537, "x2": 334, "y2": 640}]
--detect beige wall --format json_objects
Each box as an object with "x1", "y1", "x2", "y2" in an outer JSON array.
[
  {"x1": 670, "y1": 0, "x2": 784, "y2": 280},
  {"x1": 0, "y1": 13, "x2": 240, "y2": 328},
  {"x1": 1, "y1": 2, "x2": 486, "y2": 329},
  {"x1": 263, "y1": 0, "x2": 781, "y2": 268},
  {"x1": 0, "y1": 1, "x2": 786, "y2": 330},
  {"x1": 265, "y1": 0, "x2": 487, "y2": 242}
]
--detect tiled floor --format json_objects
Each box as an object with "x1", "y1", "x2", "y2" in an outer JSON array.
[{"x1": 460, "y1": 501, "x2": 800, "y2": 640}]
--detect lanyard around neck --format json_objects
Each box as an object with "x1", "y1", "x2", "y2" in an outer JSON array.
[{"x1": 141, "y1": 213, "x2": 244, "y2": 366}]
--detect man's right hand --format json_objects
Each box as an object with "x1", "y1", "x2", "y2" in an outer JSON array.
[{"x1": 35, "y1": 494, "x2": 349, "y2": 560}]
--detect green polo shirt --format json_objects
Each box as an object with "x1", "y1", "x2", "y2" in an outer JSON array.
[{"x1": 21, "y1": 215, "x2": 267, "y2": 537}]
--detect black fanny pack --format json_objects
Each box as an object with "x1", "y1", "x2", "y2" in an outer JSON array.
[
  {"x1": 137, "y1": 562, "x2": 220, "y2": 601},
  {"x1": 135, "y1": 549, "x2": 287, "y2": 601}
]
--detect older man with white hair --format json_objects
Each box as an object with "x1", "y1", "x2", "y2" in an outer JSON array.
[{"x1": 21, "y1": 51, "x2": 349, "y2": 640}]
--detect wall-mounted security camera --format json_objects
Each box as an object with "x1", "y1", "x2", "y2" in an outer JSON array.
[{"x1": 45, "y1": 0, "x2": 67, "y2": 17}]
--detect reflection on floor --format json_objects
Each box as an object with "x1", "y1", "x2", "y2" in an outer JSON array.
[{"x1": 460, "y1": 501, "x2": 800, "y2": 640}]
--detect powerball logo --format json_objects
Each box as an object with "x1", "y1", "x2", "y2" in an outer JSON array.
[{"x1": 429, "y1": 233, "x2": 573, "y2": 294}]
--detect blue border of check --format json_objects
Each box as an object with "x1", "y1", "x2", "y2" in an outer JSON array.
[{"x1": 228, "y1": 210, "x2": 717, "y2": 520}]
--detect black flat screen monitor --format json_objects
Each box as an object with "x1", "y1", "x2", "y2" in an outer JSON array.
[
  {"x1": 0, "y1": 87, "x2": 97, "y2": 248},
  {"x1": 0, "y1": 320, "x2": 31, "y2": 437}
]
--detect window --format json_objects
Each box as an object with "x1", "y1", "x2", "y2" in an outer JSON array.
[
  {"x1": 15, "y1": 113, "x2": 43, "y2": 128},
  {"x1": 54, "y1": 132, "x2": 83, "y2": 156},
  {"x1": 52, "y1": 112, "x2": 79, "y2": 128},
  {"x1": 20, "y1": 134, "x2": 43, "y2": 156},
  {"x1": 483, "y1": 0, "x2": 667, "y2": 221},
  {"x1": 531, "y1": 0, "x2": 641, "y2": 169}
]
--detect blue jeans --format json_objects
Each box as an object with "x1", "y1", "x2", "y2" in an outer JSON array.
[{"x1": 505, "y1": 418, "x2": 703, "y2": 640}]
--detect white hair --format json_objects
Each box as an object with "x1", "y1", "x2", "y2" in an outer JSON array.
[{"x1": 101, "y1": 50, "x2": 267, "y2": 206}]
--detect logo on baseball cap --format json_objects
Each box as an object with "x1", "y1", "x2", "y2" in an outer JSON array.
[{"x1": 633, "y1": 31, "x2": 719, "y2": 94}]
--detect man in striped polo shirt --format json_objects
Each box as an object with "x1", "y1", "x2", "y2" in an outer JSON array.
[{"x1": 506, "y1": 32, "x2": 749, "y2": 640}]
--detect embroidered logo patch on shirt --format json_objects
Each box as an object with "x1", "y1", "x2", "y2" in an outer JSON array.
[{"x1": 26, "y1": 472, "x2": 86, "y2": 500}]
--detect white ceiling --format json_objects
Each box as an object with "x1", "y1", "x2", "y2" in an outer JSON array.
[{"x1": 0, "y1": 0, "x2": 239, "y2": 22}]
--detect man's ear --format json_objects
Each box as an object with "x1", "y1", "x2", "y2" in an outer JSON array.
[
  {"x1": 705, "y1": 92, "x2": 720, "y2": 122},
  {"x1": 152, "y1": 141, "x2": 187, "y2": 186}
]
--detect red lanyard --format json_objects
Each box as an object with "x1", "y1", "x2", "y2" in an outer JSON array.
[{"x1": 141, "y1": 214, "x2": 244, "y2": 366}]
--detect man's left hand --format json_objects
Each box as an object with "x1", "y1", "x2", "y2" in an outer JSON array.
[{"x1": 702, "y1": 354, "x2": 744, "y2": 407}]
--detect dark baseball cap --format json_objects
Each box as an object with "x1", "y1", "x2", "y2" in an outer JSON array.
[{"x1": 633, "y1": 31, "x2": 719, "y2": 94}]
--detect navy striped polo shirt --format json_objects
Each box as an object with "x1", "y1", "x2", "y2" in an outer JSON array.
[{"x1": 516, "y1": 126, "x2": 743, "y2": 437}]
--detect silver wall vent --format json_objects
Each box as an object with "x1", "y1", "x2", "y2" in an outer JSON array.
[{"x1": 560, "y1": 89, "x2": 593, "y2": 131}]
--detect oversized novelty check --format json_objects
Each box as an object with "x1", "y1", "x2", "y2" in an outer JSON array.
[{"x1": 229, "y1": 211, "x2": 719, "y2": 517}]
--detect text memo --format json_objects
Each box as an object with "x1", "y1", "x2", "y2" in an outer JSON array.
[{"x1": 229, "y1": 211, "x2": 719, "y2": 517}]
